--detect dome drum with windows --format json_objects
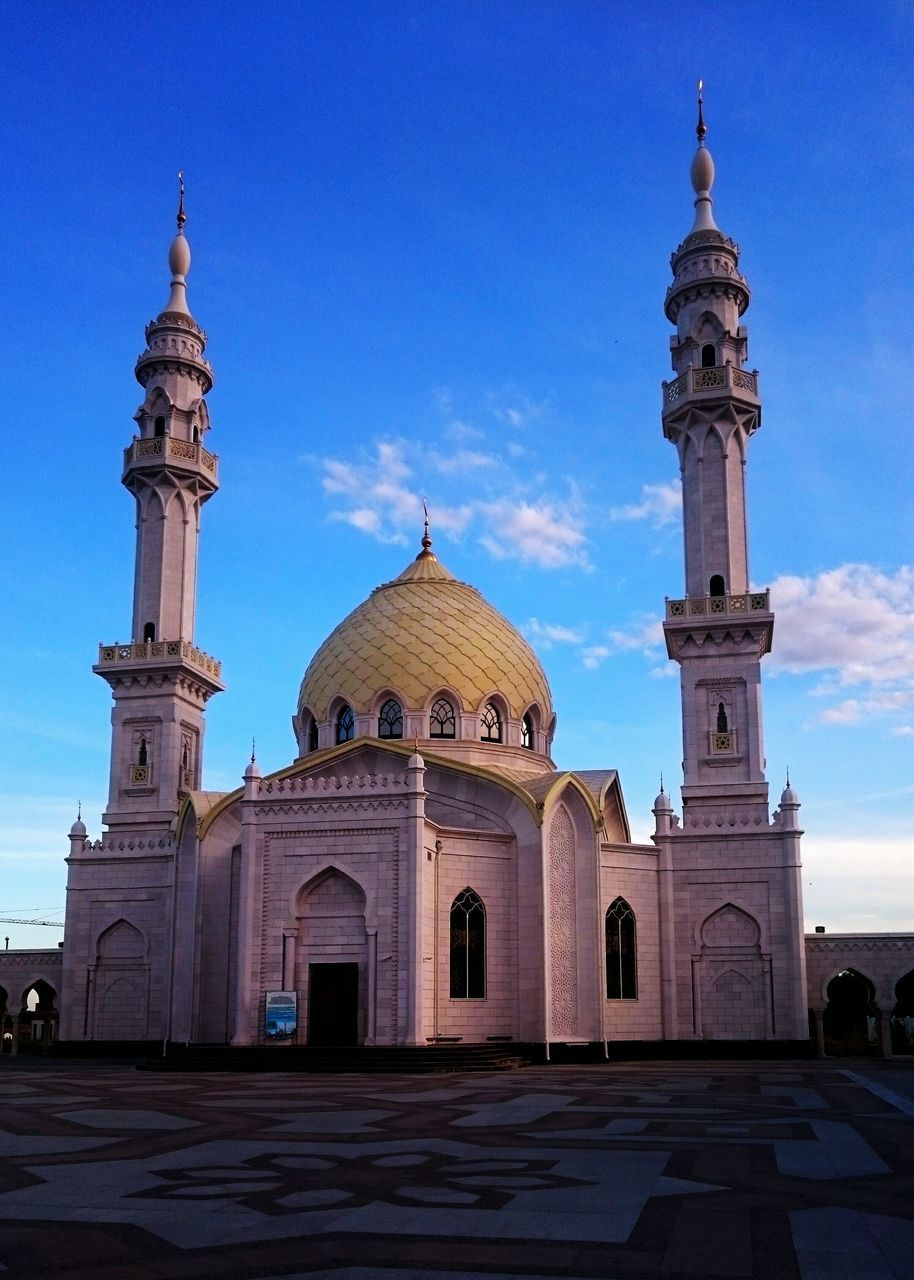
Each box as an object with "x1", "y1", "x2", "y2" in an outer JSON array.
[{"x1": 296, "y1": 533, "x2": 555, "y2": 770}]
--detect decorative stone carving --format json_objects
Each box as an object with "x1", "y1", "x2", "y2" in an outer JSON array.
[{"x1": 549, "y1": 805, "x2": 577, "y2": 1037}]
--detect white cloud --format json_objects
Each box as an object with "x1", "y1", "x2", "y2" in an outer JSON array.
[
  {"x1": 766, "y1": 564, "x2": 914, "y2": 726},
  {"x1": 890, "y1": 725, "x2": 914, "y2": 737},
  {"x1": 479, "y1": 500, "x2": 587, "y2": 569},
  {"x1": 770, "y1": 564, "x2": 914, "y2": 685},
  {"x1": 488, "y1": 390, "x2": 549, "y2": 429},
  {"x1": 444, "y1": 419, "x2": 486, "y2": 443},
  {"x1": 606, "y1": 618, "x2": 665, "y2": 654},
  {"x1": 609, "y1": 480, "x2": 682, "y2": 528},
  {"x1": 320, "y1": 440, "x2": 587, "y2": 570},
  {"x1": 582, "y1": 645, "x2": 611, "y2": 669},
  {"x1": 430, "y1": 449, "x2": 497, "y2": 475},
  {"x1": 523, "y1": 618, "x2": 584, "y2": 648}
]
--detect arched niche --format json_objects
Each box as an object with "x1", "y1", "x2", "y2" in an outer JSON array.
[
  {"x1": 295, "y1": 868, "x2": 368, "y2": 1047},
  {"x1": 696, "y1": 903, "x2": 769, "y2": 1039},
  {"x1": 91, "y1": 919, "x2": 150, "y2": 1041}
]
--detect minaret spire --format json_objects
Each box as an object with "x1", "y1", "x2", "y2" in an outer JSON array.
[
  {"x1": 661, "y1": 95, "x2": 771, "y2": 823},
  {"x1": 164, "y1": 170, "x2": 193, "y2": 318},
  {"x1": 93, "y1": 184, "x2": 223, "y2": 833},
  {"x1": 689, "y1": 80, "x2": 717, "y2": 233},
  {"x1": 696, "y1": 79, "x2": 707, "y2": 143}
]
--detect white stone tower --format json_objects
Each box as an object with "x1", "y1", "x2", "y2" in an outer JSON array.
[
  {"x1": 661, "y1": 88, "x2": 772, "y2": 826},
  {"x1": 93, "y1": 179, "x2": 223, "y2": 834},
  {"x1": 656, "y1": 91, "x2": 808, "y2": 1041}
]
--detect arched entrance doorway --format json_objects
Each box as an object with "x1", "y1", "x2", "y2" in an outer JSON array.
[
  {"x1": 891, "y1": 970, "x2": 914, "y2": 1055},
  {"x1": 823, "y1": 969, "x2": 876, "y2": 1055},
  {"x1": 296, "y1": 870, "x2": 367, "y2": 1047},
  {"x1": 17, "y1": 980, "x2": 58, "y2": 1054}
]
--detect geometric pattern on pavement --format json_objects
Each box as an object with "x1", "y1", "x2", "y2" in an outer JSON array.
[{"x1": 1, "y1": 1061, "x2": 913, "y2": 1278}]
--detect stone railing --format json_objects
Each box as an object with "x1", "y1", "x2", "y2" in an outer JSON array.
[
  {"x1": 664, "y1": 364, "x2": 758, "y2": 405},
  {"x1": 97, "y1": 639, "x2": 222, "y2": 681},
  {"x1": 665, "y1": 589, "x2": 770, "y2": 619},
  {"x1": 123, "y1": 435, "x2": 218, "y2": 476}
]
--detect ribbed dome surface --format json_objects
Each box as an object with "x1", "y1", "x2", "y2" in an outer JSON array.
[{"x1": 298, "y1": 549, "x2": 552, "y2": 722}]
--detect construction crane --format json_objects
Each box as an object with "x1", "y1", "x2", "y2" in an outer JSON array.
[{"x1": 0, "y1": 918, "x2": 64, "y2": 927}]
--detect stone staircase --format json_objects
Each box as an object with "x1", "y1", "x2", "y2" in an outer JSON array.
[{"x1": 140, "y1": 1042, "x2": 534, "y2": 1073}]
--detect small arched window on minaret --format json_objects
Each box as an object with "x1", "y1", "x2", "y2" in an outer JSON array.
[
  {"x1": 138, "y1": 736, "x2": 148, "y2": 766},
  {"x1": 717, "y1": 702, "x2": 729, "y2": 733},
  {"x1": 154, "y1": 416, "x2": 166, "y2": 437},
  {"x1": 143, "y1": 622, "x2": 155, "y2": 643},
  {"x1": 709, "y1": 574, "x2": 726, "y2": 597},
  {"x1": 701, "y1": 343, "x2": 717, "y2": 368}
]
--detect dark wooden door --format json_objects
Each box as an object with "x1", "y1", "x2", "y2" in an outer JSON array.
[{"x1": 307, "y1": 962, "x2": 359, "y2": 1045}]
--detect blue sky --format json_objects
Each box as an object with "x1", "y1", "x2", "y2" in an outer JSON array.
[{"x1": 2, "y1": 3, "x2": 914, "y2": 948}]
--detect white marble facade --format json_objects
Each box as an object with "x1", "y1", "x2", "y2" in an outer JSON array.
[{"x1": 59, "y1": 118, "x2": 812, "y2": 1050}]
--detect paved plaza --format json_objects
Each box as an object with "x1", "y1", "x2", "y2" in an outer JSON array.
[{"x1": 1, "y1": 1059, "x2": 913, "y2": 1278}]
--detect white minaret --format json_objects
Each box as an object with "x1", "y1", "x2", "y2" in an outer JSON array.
[
  {"x1": 661, "y1": 88, "x2": 773, "y2": 825},
  {"x1": 94, "y1": 178, "x2": 224, "y2": 832}
]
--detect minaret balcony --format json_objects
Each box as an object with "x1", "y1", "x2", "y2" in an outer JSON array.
[
  {"x1": 123, "y1": 434, "x2": 219, "y2": 482},
  {"x1": 665, "y1": 589, "x2": 770, "y2": 620},
  {"x1": 663, "y1": 363, "x2": 759, "y2": 408},
  {"x1": 96, "y1": 639, "x2": 223, "y2": 684}
]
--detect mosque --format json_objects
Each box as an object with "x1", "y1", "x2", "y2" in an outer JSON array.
[{"x1": 4, "y1": 108, "x2": 913, "y2": 1058}]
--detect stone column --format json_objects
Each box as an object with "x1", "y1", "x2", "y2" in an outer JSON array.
[
  {"x1": 812, "y1": 1008, "x2": 826, "y2": 1058},
  {"x1": 877, "y1": 1009, "x2": 894, "y2": 1060},
  {"x1": 282, "y1": 930, "x2": 297, "y2": 991},
  {"x1": 404, "y1": 750, "x2": 426, "y2": 1046},
  {"x1": 366, "y1": 928, "x2": 378, "y2": 1045},
  {"x1": 233, "y1": 757, "x2": 261, "y2": 1045}
]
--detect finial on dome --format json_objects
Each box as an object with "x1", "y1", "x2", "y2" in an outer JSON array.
[
  {"x1": 176, "y1": 170, "x2": 186, "y2": 229},
  {"x1": 416, "y1": 500, "x2": 434, "y2": 560},
  {"x1": 251, "y1": 737, "x2": 256, "y2": 763},
  {"x1": 696, "y1": 79, "x2": 707, "y2": 144},
  {"x1": 70, "y1": 804, "x2": 87, "y2": 837}
]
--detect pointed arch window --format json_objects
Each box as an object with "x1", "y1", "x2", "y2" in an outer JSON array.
[
  {"x1": 521, "y1": 712, "x2": 534, "y2": 750},
  {"x1": 709, "y1": 574, "x2": 726, "y2": 597},
  {"x1": 336, "y1": 705, "x2": 355, "y2": 744},
  {"x1": 430, "y1": 697, "x2": 456, "y2": 738},
  {"x1": 450, "y1": 887, "x2": 486, "y2": 998},
  {"x1": 378, "y1": 699, "x2": 403, "y2": 739},
  {"x1": 701, "y1": 343, "x2": 717, "y2": 368},
  {"x1": 480, "y1": 702, "x2": 502, "y2": 743},
  {"x1": 307, "y1": 717, "x2": 319, "y2": 753},
  {"x1": 606, "y1": 897, "x2": 637, "y2": 999}
]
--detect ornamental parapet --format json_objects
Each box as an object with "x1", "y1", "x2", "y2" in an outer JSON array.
[
  {"x1": 96, "y1": 639, "x2": 222, "y2": 681},
  {"x1": 123, "y1": 435, "x2": 218, "y2": 479},
  {"x1": 665, "y1": 589, "x2": 770, "y2": 620},
  {"x1": 663, "y1": 363, "x2": 758, "y2": 407}
]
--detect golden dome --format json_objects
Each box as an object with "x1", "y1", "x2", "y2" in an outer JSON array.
[{"x1": 298, "y1": 543, "x2": 553, "y2": 724}]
